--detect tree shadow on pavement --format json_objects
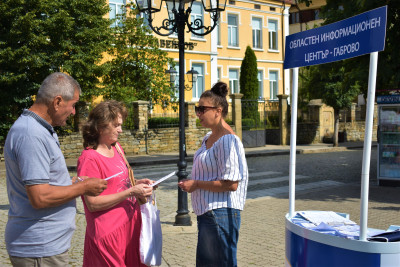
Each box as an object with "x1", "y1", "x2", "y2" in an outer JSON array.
[{"x1": 0, "y1": 204, "x2": 10, "y2": 210}]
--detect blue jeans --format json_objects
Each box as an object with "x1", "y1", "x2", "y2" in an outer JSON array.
[{"x1": 196, "y1": 208, "x2": 241, "y2": 267}]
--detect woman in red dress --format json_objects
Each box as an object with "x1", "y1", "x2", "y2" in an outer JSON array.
[{"x1": 77, "y1": 100, "x2": 153, "y2": 267}]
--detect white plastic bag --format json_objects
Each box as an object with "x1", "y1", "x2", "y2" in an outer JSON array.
[{"x1": 139, "y1": 192, "x2": 162, "y2": 266}]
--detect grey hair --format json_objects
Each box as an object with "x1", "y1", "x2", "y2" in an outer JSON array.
[{"x1": 36, "y1": 72, "x2": 81, "y2": 104}]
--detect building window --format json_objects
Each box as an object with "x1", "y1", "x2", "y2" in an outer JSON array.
[
  {"x1": 217, "y1": 18, "x2": 221, "y2": 45},
  {"x1": 229, "y1": 69, "x2": 239, "y2": 93},
  {"x1": 228, "y1": 14, "x2": 239, "y2": 47},
  {"x1": 217, "y1": 67, "x2": 221, "y2": 81},
  {"x1": 258, "y1": 70, "x2": 263, "y2": 98},
  {"x1": 289, "y1": 9, "x2": 321, "y2": 25},
  {"x1": 252, "y1": 17, "x2": 262, "y2": 49},
  {"x1": 315, "y1": 9, "x2": 320, "y2": 20},
  {"x1": 137, "y1": 12, "x2": 150, "y2": 30},
  {"x1": 290, "y1": 12, "x2": 300, "y2": 24},
  {"x1": 171, "y1": 65, "x2": 180, "y2": 98},
  {"x1": 191, "y1": 2, "x2": 204, "y2": 38},
  {"x1": 109, "y1": 0, "x2": 125, "y2": 28},
  {"x1": 166, "y1": 4, "x2": 178, "y2": 37},
  {"x1": 269, "y1": 70, "x2": 278, "y2": 100},
  {"x1": 192, "y1": 64, "x2": 204, "y2": 99},
  {"x1": 268, "y1": 20, "x2": 278, "y2": 50}
]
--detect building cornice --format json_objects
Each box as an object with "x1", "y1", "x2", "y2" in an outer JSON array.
[{"x1": 218, "y1": 56, "x2": 283, "y2": 64}]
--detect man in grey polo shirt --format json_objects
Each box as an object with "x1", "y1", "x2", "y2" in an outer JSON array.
[{"x1": 4, "y1": 72, "x2": 108, "y2": 266}]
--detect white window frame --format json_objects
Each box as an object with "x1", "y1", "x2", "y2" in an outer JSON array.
[
  {"x1": 191, "y1": 2, "x2": 204, "y2": 39},
  {"x1": 170, "y1": 64, "x2": 180, "y2": 99},
  {"x1": 192, "y1": 63, "x2": 205, "y2": 99},
  {"x1": 268, "y1": 19, "x2": 278, "y2": 51},
  {"x1": 109, "y1": 0, "x2": 126, "y2": 28},
  {"x1": 252, "y1": 17, "x2": 263, "y2": 49},
  {"x1": 258, "y1": 70, "x2": 264, "y2": 99},
  {"x1": 137, "y1": 12, "x2": 150, "y2": 30},
  {"x1": 217, "y1": 17, "x2": 221, "y2": 46},
  {"x1": 268, "y1": 70, "x2": 279, "y2": 100},
  {"x1": 229, "y1": 69, "x2": 240, "y2": 94},
  {"x1": 166, "y1": 4, "x2": 178, "y2": 37},
  {"x1": 227, "y1": 13, "x2": 239, "y2": 47}
]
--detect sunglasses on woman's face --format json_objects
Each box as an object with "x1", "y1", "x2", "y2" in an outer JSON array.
[{"x1": 195, "y1": 105, "x2": 218, "y2": 114}]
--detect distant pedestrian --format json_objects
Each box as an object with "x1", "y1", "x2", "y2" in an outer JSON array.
[
  {"x1": 178, "y1": 82, "x2": 248, "y2": 267},
  {"x1": 77, "y1": 100, "x2": 153, "y2": 267},
  {"x1": 4, "y1": 72, "x2": 107, "y2": 266}
]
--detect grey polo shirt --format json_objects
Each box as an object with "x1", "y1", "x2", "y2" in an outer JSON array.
[{"x1": 4, "y1": 110, "x2": 76, "y2": 257}]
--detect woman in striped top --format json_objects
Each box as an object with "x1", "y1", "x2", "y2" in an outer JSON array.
[{"x1": 178, "y1": 82, "x2": 248, "y2": 267}]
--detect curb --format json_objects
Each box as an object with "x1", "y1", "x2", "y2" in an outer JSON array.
[{"x1": 66, "y1": 144, "x2": 372, "y2": 172}]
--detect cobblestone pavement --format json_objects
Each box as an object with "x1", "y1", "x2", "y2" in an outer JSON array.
[{"x1": 2, "y1": 142, "x2": 400, "y2": 267}]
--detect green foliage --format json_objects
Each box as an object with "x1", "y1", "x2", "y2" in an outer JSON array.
[
  {"x1": 0, "y1": 0, "x2": 112, "y2": 139},
  {"x1": 102, "y1": 5, "x2": 175, "y2": 106},
  {"x1": 266, "y1": 115, "x2": 279, "y2": 128},
  {"x1": 302, "y1": 63, "x2": 360, "y2": 111},
  {"x1": 316, "y1": 0, "x2": 400, "y2": 95},
  {"x1": 299, "y1": 0, "x2": 400, "y2": 109},
  {"x1": 240, "y1": 46, "x2": 259, "y2": 99},
  {"x1": 225, "y1": 118, "x2": 233, "y2": 125},
  {"x1": 240, "y1": 46, "x2": 260, "y2": 125},
  {"x1": 242, "y1": 118, "x2": 255, "y2": 130},
  {"x1": 148, "y1": 117, "x2": 179, "y2": 128}
]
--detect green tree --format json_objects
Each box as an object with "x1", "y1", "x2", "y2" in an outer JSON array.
[
  {"x1": 302, "y1": 63, "x2": 360, "y2": 146},
  {"x1": 0, "y1": 0, "x2": 112, "y2": 140},
  {"x1": 318, "y1": 0, "x2": 400, "y2": 93},
  {"x1": 240, "y1": 46, "x2": 260, "y2": 128},
  {"x1": 102, "y1": 5, "x2": 175, "y2": 106},
  {"x1": 298, "y1": 0, "x2": 400, "y2": 146}
]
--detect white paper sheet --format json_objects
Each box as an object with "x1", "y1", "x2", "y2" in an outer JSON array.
[
  {"x1": 105, "y1": 171, "x2": 124, "y2": 181},
  {"x1": 151, "y1": 171, "x2": 176, "y2": 187},
  {"x1": 298, "y1": 211, "x2": 357, "y2": 226}
]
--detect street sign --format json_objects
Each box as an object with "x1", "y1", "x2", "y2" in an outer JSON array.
[
  {"x1": 377, "y1": 95, "x2": 400, "y2": 104},
  {"x1": 284, "y1": 6, "x2": 387, "y2": 69}
]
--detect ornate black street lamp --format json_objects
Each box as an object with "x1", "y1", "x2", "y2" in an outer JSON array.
[
  {"x1": 186, "y1": 67, "x2": 199, "y2": 89},
  {"x1": 135, "y1": 0, "x2": 226, "y2": 226}
]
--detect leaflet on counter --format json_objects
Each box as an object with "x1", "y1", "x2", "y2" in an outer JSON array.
[{"x1": 298, "y1": 211, "x2": 357, "y2": 226}]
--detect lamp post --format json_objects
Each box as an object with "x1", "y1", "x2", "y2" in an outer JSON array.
[{"x1": 135, "y1": 0, "x2": 226, "y2": 226}]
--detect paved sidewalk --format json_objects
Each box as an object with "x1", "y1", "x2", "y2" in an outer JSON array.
[{"x1": 3, "y1": 141, "x2": 399, "y2": 267}]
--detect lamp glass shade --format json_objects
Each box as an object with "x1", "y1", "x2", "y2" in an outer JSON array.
[
  {"x1": 135, "y1": 0, "x2": 162, "y2": 12},
  {"x1": 186, "y1": 68, "x2": 199, "y2": 83},
  {"x1": 166, "y1": 67, "x2": 178, "y2": 83},
  {"x1": 201, "y1": 0, "x2": 227, "y2": 12}
]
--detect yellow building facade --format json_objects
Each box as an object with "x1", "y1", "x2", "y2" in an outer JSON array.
[
  {"x1": 108, "y1": 0, "x2": 291, "y2": 114},
  {"x1": 289, "y1": 0, "x2": 325, "y2": 33}
]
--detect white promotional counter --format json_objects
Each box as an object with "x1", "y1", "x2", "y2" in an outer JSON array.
[
  {"x1": 285, "y1": 212, "x2": 400, "y2": 267},
  {"x1": 283, "y1": 6, "x2": 400, "y2": 267}
]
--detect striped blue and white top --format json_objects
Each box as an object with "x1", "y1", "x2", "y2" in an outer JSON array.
[{"x1": 191, "y1": 132, "x2": 248, "y2": 216}]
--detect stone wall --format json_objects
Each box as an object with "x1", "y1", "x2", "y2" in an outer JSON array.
[
  {"x1": 339, "y1": 121, "x2": 378, "y2": 142},
  {"x1": 59, "y1": 127, "x2": 210, "y2": 158},
  {"x1": 297, "y1": 122, "x2": 320, "y2": 144},
  {"x1": 58, "y1": 99, "x2": 237, "y2": 159}
]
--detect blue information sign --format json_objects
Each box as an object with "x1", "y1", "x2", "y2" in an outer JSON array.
[
  {"x1": 377, "y1": 95, "x2": 400, "y2": 104},
  {"x1": 284, "y1": 6, "x2": 387, "y2": 69}
]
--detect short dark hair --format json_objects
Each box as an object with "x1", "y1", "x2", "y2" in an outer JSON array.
[{"x1": 82, "y1": 100, "x2": 127, "y2": 149}]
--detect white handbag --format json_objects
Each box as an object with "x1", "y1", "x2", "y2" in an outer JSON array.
[{"x1": 139, "y1": 192, "x2": 162, "y2": 266}]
